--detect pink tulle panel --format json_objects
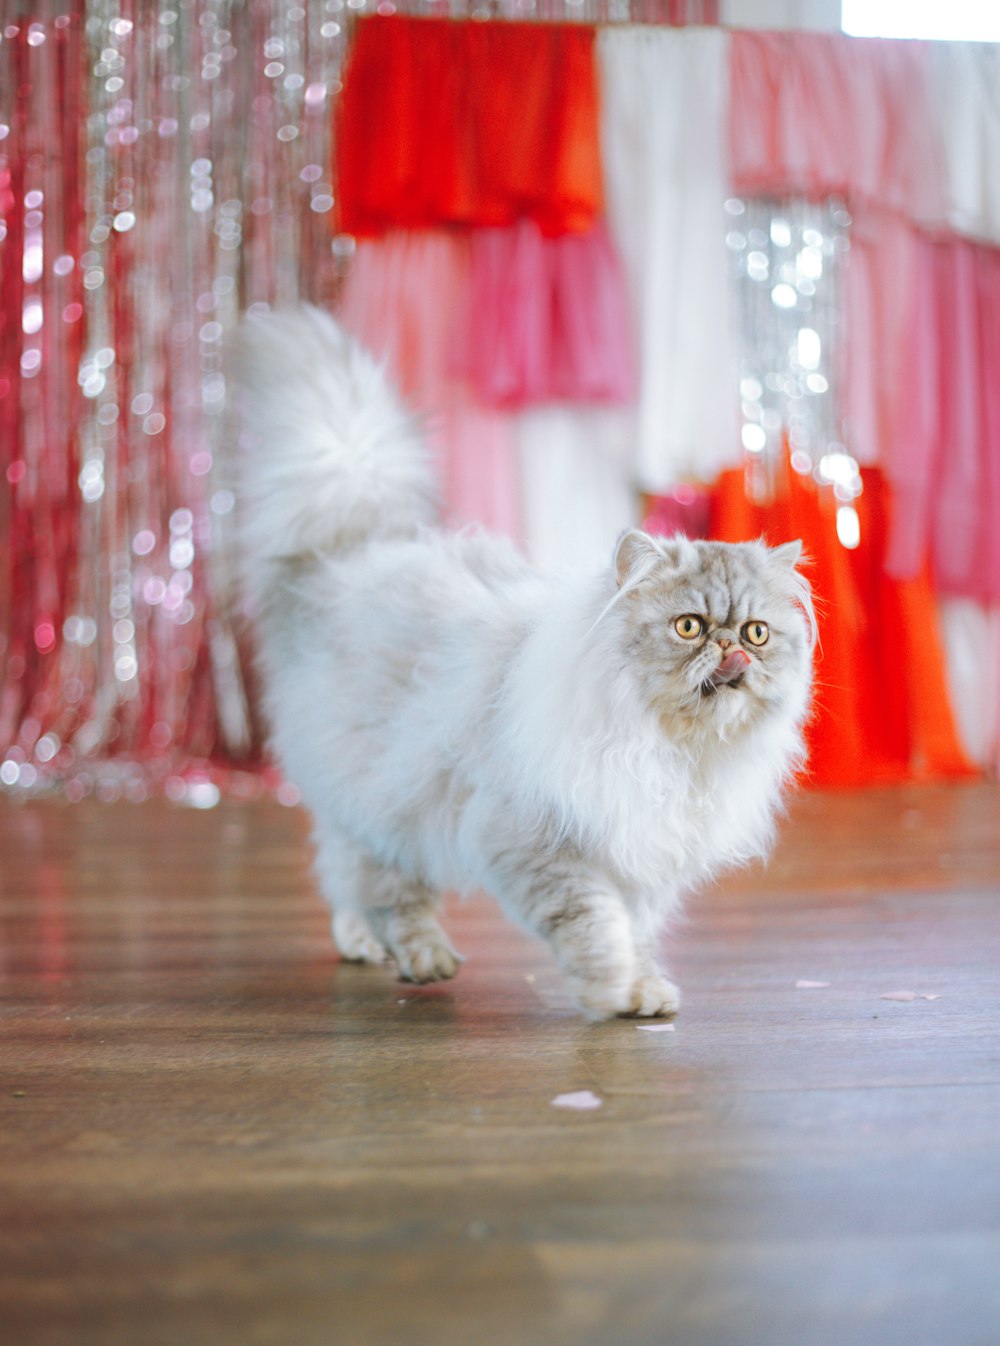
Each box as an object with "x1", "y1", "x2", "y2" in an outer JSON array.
[
  {"x1": 729, "y1": 31, "x2": 945, "y2": 226},
  {"x1": 457, "y1": 219, "x2": 635, "y2": 408},
  {"x1": 338, "y1": 232, "x2": 523, "y2": 541},
  {"x1": 883, "y1": 234, "x2": 1000, "y2": 603},
  {"x1": 642, "y1": 485, "x2": 712, "y2": 542}
]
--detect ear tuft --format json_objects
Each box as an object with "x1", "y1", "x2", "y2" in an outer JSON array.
[
  {"x1": 614, "y1": 530, "x2": 663, "y2": 589},
  {"x1": 771, "y1": 539, "x2": 803, "y2": 569}
]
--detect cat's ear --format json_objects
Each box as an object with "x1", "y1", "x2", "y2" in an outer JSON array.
[
  {"x1": 770, "y1": 539, "x2": 803, "y2": 570},
  {"x1": 614, "y1": 531, "x2": 697, "y2": 588},
  {"x1": 614, "y1": 530, "x2": 665, "y2": 588}
]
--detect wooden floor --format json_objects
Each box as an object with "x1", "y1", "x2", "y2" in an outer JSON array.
[{"x1": 2, "y1": 784, "x2": 999, "y2": 1346}]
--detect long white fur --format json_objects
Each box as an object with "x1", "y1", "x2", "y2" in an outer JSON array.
[{"x1": 237, "y1": 306, "x2": 814, "y2": 1020}]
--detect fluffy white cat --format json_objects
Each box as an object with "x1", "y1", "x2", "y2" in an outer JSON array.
[{"x1": 237, "y1": 306, "x2": 814, "y2": 1020}]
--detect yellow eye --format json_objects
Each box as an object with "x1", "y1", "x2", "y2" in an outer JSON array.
[
  {"x1": 674, "y1": 615, "x2": 704, "y2": 640},
  {"x1": 742, "y1": 620, "x2": 769, "y2": 647}
]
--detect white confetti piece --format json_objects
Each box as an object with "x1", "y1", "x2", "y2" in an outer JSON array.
[
  {"x1": 636, "y1": 1022, "x2": 676, "y2": 1032},
  {"x1": 551, "y1": 1090, "x2": 603, "y2": 1111},
  {"x1": 880, "y1": 991, "x2": 942, "y2": 1002},
  {"x1": 795, "y1": 979, "x2": 831, "y2": 989}
]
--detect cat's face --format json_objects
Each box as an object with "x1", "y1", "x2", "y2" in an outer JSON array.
[{"x1": 613, "y1": 531, "x2": 814, "y2": 739}]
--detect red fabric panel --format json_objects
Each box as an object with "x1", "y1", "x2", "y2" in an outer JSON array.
[
  {"x1": 335, "y1": 16, "x2": 603, "y2": 237},
  {"x1": 710, "y1": 462, "x2": 976, "y2": 788}
]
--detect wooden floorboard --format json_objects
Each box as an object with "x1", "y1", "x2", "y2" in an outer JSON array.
[{"x1": 1, "y1": 784, "x2": 999, "y2": 1346}]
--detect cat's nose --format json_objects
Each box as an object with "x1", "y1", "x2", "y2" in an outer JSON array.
[{"x1": 716, "y1": 637, "x2": 733, "y2": 652}]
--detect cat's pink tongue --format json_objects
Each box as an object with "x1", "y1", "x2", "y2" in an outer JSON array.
[{"x1": 709, "y1": 648, "x2": 751, "y2": 686}]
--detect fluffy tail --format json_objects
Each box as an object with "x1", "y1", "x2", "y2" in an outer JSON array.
[{"x1": 236, "y1": 306, "x2": 438, "y2": 603}]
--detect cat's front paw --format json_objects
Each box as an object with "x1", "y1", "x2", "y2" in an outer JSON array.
[
  {"x1": 571, "y1": 972, "x2": 635, "y2": 1022},
  {"x1": 623, "y1": 974, "x2": 681, "y2": 1018},
  {"x1": 572, "y1": 971, "x2": 681, "y2": 1020}
]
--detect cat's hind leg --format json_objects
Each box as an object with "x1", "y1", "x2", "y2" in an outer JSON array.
[
  {"x1": 313, "y1": 828, "x2": 387, "y2": 964},
  {"x1": 332, "y1": 909, "x2": 388, "y2": 965},
  {"x1": 313, "y1": 827, "x2": 461, "y2": 983},
  {"x1": 366, "y1": 878, "x2": 463, "y2": 984}
]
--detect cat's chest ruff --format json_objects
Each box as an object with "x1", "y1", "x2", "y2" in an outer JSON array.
[{"x1": 661, "y1": 741, "x2": 762, "y2": 848}]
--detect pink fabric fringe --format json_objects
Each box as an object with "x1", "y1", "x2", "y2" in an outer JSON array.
[
  {"x1": 728, "y1": 31, "x2": 946, "y2": 227},
  {"x1": 729, "y1": 31, "x2": 1000, "y2": 605},
  {"x1": 338, "y1": 232, "x2": 523, "y2": 541},
  {"x1": 881, "y1": 234, "x2": 1000, "y2": 603},
  {"x1": 456, "y1": 219, "x2": 635, "y2": 408},
  {"x1": 642, "y1": 486, "x2": 712, "y2": 542}
]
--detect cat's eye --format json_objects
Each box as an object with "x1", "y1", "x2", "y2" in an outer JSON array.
[
  {"x1": 674, "y1": 615, "x2": 705, "y2": 640},
  {"x1": 742, "y1": 620, "x2": 769, "y2": 647}
]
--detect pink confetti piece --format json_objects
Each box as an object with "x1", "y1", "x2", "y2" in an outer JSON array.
[
  {"x1": 636, "y1": 1023, "x2": 676, "y2": 1033},
  {"x1": 795, "y1": 979, "x2": 831, "y2": 989},
  {"x1": 551, "y1": 1090, "x2": 603, "y2": 1111}
]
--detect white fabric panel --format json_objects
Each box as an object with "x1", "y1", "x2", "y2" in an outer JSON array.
[
  {"x1": 938, "y1": 598, "x2": 1000, "y2": 774},
  {"x1": 931, "y1": 42, "x2": 1000, "y2": 248},
  {"x1": 517, "y1": 407, "x2": 639, "y2": 573},
  {"x1": 598, "y1": 27, "x2": 740, "y2": 493}
]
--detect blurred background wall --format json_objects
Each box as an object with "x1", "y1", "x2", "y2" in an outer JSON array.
[{"x1": 1, "y1": 0, "x2": 997, "y2": 804}]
